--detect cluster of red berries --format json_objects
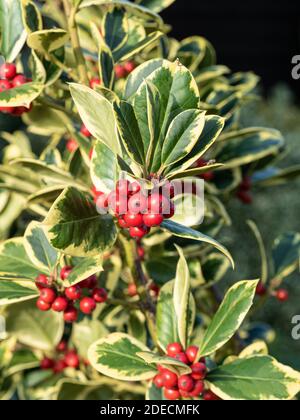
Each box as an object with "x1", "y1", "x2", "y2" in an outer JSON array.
[
  {"x1": 66, "y1": 123, "x2": 92, "y2": 153},
  {"x1": 93, "y1": 179, "x2": 175, "y2": 239},
  {"x1": 256, "y1": 282, "x2": 289, "y2": 302},
  {"x1": 195, "y1": 158, "x2": 215, "y2": 182},
  {"x1": 153, "y1": 342, "x2": 219, "y2": 400},
  {"x1": 40, "y1": 341, "x2": 83, "y2": 373},
  {"x1": 115, "y1": 61, "x2": 135, "y2": 79},
  {"x1": 35, "y1": 267, "x2": 108, "y2": 322},
  {"x1": 0, "y1": 63, "x2": 32, "y2": 116},
  {"x1": 237, "y1": 176, "x2": 253, "y2": 204}
]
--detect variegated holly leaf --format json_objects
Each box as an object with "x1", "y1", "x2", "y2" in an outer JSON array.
[
  {"x1": 0, "y1": 82, "x2": 44, "y2": 107},
  {"x1": 156, "y1": 280, "x2": 195, "y2": 352},
  {"x1": 102, "y1": 6, "x2": 128, "y2": 52},
  {"x1": 69, "y1": 83, "x2": 121, "y2": 155},
  {"x1": 88, "y1": 333, "x2": 157, "y2": 381},
  {"x1": 91, "y1": 140, "x2": 119, "y2": 193},
  {"x1": 21, "y1": 0, "x2": 43, "y2": 34},
  {"x1": 24, "y1": 221, "x2": 58, "y2": 274},
  {"x1": 71, "y1": 317, "x2": 108, "y2": 358},
  {"x1": 138, "y1": 0, "x2": 175, "y2": 13},
  {"x1": 239, "y1": 341, "x2": 268, "y2": 358},
  {"x1": 113, "y1": 30, "x2": 162, "y2": 63},
  {"x1": 0, "y1": 0, "x2": 27, "y2": 62},
  {"x1": 43, "y1": 187, "x2": 117, "y2": 257},
  {"x1": 0, "y1": 238, "x2": 42, "y2": 279},
  {"x1": 63, "y1": 255, "x2": 103, "y2": 287},
  {"x1": 136, "y1": 352, "x2": 191, "y2": 375},
  {"x1": 0, "y1": 280, "x2": 38, "y2": 306},
  {"x1": 146, "y1": 381, "x2": 163, "y2": 400},
  {"x1": 99, "y1": 44, "x2": 115, "y2": 90},
  {"x1": 27, "y1": 29, "x2": 69, "y2": 54},
  {"x1": 252, "y1": 165, "x2": 300, "y2": 187},
  {"x1": 197, "y1": 280, "x2": 259, "y2": 358},
  {"x1": 6, "y1": 300, "x2": 64, "y2": 351},
  {"x1": 161, "y1": 219, "x2": 234, "y2": 268},
  {"x1": 207, "y1": 355, "x2": 300, "y2": 401},
  {"x1": 272, "y1": 232, "x2": 300, "y2": 280}
]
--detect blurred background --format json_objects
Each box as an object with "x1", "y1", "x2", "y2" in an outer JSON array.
[{"x1": 163, "y1": 0, "x2": 300, "y2": 369}]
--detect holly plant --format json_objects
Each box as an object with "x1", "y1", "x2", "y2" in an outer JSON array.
[{"x1": 0, "y1": 0, "x2": 300, "y2": 401}]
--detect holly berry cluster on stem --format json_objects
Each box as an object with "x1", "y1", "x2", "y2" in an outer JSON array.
[
  {"x1": 115, "y1": 61, "x2": 135, "y2": 79},
  {"x1": 255, "y1": 281, "x2": 289, "y2": 303},
  {"x1": 93, "y1": 178, "x2": 175, "y2": 239},
  {"x1": 0, "y1": 63, "x2": 32, "y2": 116},
  {"x1": 40, "y1": 340, "x2": 84, "y2": 373},
  {"x1": 153, "y1": 342, "x2": 220, "y2": 401},
  {"x1": 35, "y1": 267, "x2": 108, "y2": 323}
]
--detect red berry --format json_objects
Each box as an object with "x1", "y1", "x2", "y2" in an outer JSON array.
[
  {"x1": 150, "y1": 283, "x2": 160, "y2": 297},
  {"x1": 64, "y1": 305, "x2": 78, "y2": 323},
  {"x1": 115, "y1": 64, "x2": 126, "y2": 79},
  {"x1": 123, "y1": 61, "x2": 135, "y2": 74},
  {"x1": 36, "y1": 298, "x2": 51, "y2": 311},
  {"x1": 0, "y1": 79, "x2": 12, "y2": 91},
  {"x1": 91, "y1": 186, "x2": 103, "y2": 198},
  {"x1": 191, "y1": 362, "x2": 207, "y2": 380},
  {"x1": 0, "y1": 63, "x2": 17, "y2": 80},
  {"x1": 161, "y1": 369, "x2": 178, "y2": 389},
  {"x1": 153, "y1": 374, "x2": 164, "y2": 388},
  {"x1": 189, "y1": 380, "x2": 205, "y2": 397},
  {"x1": 0, "y1": 106, "x2": 14, "y2": 113},
  {"x1": 79, "y1": 275, "x2": 97, "y2": 289},
  {"x1": 12, "y1": 74, "x2": 27, "y2": 87},
  {"x1": 129, "y1": 226, "x2": 149, "y2": 239},
  {"x1": 276, "y1": 289, "x2": 289, "y2": 302},
  {"x1": 201, "y1": 171, "x2": 214, "y2": 182},
  {"x1": 118, "y1": 216, "x2": 129, "y2": 229},
  {"x1": 35, "y1": 274, "x2": 50, "y2": 289},
  {"x1": 64, "y1": 351, "x2": 80, "y2": 368},
  {"x1": 164, "y1": 388, "x2": 180, "y2": 401},
  {"x1": 56, "y1": 340, "x2": 68, "y2": 352},
  {"x1": 178, "y1": 375, "x2": 194, "y2": 392},
  {"x1": 237, "y1": 190, "x2": 253, "y2": 204},
  {"x1": 128, "y1": 283, "x2": 137, "y2": 297},
  {"x1": 108, "y1": 191, "x2": 128, "y2": 215},
  {"x1": 66, "y1": 139, "x2": 78, "y2": 153},
  {"x1": 60, "y1": 266, "x2": 73, "y2": 280},
  {"x1": 186, "y1": 345, "x2": 199, "y2": 364},
  {"x1": 143, "y1": 213, "x2": 163, "y2": 227},
  {"x1": 89, "y1": 78, "x2": 101, "y2": 89},
  {"x1": 65, "y1": 285, "x2": 82, "y2": 301},
  {"x1": 40, "y1": 357, "x2": 54, "y2": 370},
  {"x1": 128, "y1": 192, "x2": 148, "y2": 214},
  {"x1": 148, "y1": 193, "x2": 171, "y2": 215},
  {"x1": 124, "y1": 212, "x2": 144, "y2": 227},
  {"x1": 166, "y1": 342, "x2": 183, "y2": 357},
  {"x1": 80, "y1": 124, "x2": 91, "y2": 137},
  {"x1": 53, "y1": 359, "x2": 67, "y2": 373},
  {"x1": 80, "y1": 297, "x2": 96, "y2": 314},
  {"x1": 196, "y1": 158, "x2": 207, "y2": 168},
  {"x1": 137, "y1": 246, "x2": 145, "y2": 259},
  {"x1": 256, "y1": 281, "x2": 267, "y2": 296},
  {"x1": 174, "y1": 352, "x2": 189, "y2": 365},
  {"x1": 52, "y1": 296, "x2": 68, "y2": 312},
  {"x1": 116, "y1": 180, "x2": 130, "y2": 196},
  {"x1": 129, "y1": 181, "x2": 141, "y2": 195},
  {"x1": 203, "y1": 390, "x2": 221, "y2": 401},
  {"x1": 240, "y1": 176, "x2": 252, "y2": 191},
  {"x1": 40, "y1": 288, "x2": 57, "y2": 304},
  {"x1": 92, "y1": 287, "x2": 108, "y2": 303}
]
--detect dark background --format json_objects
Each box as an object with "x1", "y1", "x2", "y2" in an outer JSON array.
[{"x1": 162, "y1": 0, "x2": 300, "y2": 99}]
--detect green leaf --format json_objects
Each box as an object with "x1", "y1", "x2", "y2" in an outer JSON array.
[
  {"x1": 161, "y1": 220, "x2": 234, "y2": 268},
  {"x1": 138, "y1": 0, "x2": 175, "y2": 13},
  {"x1": 0, "y1": 280, "x2": 38, "y2": 306},
  {"x1": 102, "y1": 7, "x2": 128, "y2": 51},
  {"x1": 63, "y1": 255, "x2": 103, "y2": 287},
  {"x1": 6, "y1": 300, "x2": 64, "y2": 351},
  {"x1": 161, "y1": 109, "x2": 206, "y2": 169},
  {"x1": 198, "y1": 280, "x2": 259, "y2": 357},
  {"x1": 99, "y1": 44, "x2": 115, "y2": 90},
  {"x1": 69, "y1": 83, "x2": 121, "y2": 155},
  {"x1": 0, "y1": 238, "x2": 42, "y2": 279},
  {"x1": 71, "y1": 317, "x2": 108, "y2": 358},
  {"x1": 91, "y1": 140, "x2": 119, "y2": 193},
  {"x1": 173, "y1": 246, "x2": 193, "y2": 349},
  {"x1": 247, "y1": 221, "x2": 268, "y2": 285},
  {"x1": 216, "y1": 128, "x2": 285, "y2": 169},
  {"x1": 272, "y1": 233, "x2": 300, "y2": 280},
  {"x1": 206, "y1": 355, "x2": 300, "y2": 400},
  {"x1": 165, "y1": 115, "x2": 225, "y2": 177},
  {"x1": 0, "y1": 82, "x2": 44, "y2": 107},
  {"x1": 21, "y1": 0, "x2": 43, "y2": 33},
  {"x1": 43, "y1": 187, "x2": 117, "y2": 257},
  {"x1": 0, "y1": 0, "x2": 26, "y2": 62},
  {"x1": 24, "y1": 221, "x2": 58, "y2": 274},
  {"x1": 27, "y1": 29, "x2": 69, "y2": 54},
  {"x1": 88, "y1": 333, "x2": 157, "y2": 381},
  {"x1": 113, "y1": 101, "x2": 145, "y2": 165},
  {"x1": 136, "y1": 352, "x2": 191, "y2": 375},
  {"x1": 113, "y1": 30, "x2": 162, "y2": 63}
]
